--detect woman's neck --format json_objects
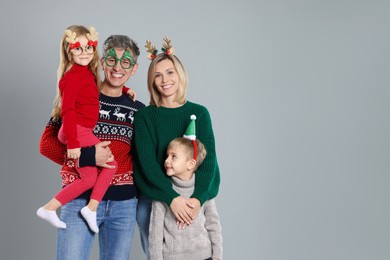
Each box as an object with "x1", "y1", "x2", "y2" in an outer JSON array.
[{"x1": 160, "y1": 97, "x2": 185, "y2": 108}]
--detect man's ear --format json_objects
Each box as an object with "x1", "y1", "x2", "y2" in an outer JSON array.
[
  {"x1": 100, "y1": 58, "x2": 105, "y2": 70},
  {"x1": 131, "y1": 63, "x2": 139, "y2": 75}
]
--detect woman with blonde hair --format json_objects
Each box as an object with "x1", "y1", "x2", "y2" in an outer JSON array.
[{"x1": 134, "y1": 37, "x2": 221, "y2": 259}]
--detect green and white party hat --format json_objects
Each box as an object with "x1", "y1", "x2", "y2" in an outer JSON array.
[{"x1": 183, "y1": 115, "x2": 196, "y2": 140}]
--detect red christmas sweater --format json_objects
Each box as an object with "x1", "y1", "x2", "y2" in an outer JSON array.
[{"x1": 59, "y1": 63, "x2": 99, "y2": 149}]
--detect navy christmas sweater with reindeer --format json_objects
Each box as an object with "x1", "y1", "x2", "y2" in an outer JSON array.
[
  {"x1": 60, "y1": 92, "x2": 145, "y2": 200},
  {"x1": 95, "y1": 92, "x2": 144, "y2": 145}
]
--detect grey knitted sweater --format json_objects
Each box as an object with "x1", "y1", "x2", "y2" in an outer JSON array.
[{"x1": 149, "y1": 176, "x2": 223, "y2": 260}]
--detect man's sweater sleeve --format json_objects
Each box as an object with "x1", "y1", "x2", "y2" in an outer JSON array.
[
  {"x1": 79, "y1": 146, "x2": 96, "y2": 167},
  {"x1": 39, "y1": 117, "x2": 96, "y2": 167},
  {"x1": 39, "y1": 118, "x2": 66, "y2": 165}
]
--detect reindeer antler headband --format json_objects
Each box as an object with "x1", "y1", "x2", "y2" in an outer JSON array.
[
  {"x1": 64, "y1": 26, "x2": 99, "y2": 50},
  {"x1": 86, "y1": 26, "x2": 98, "y2": 47},
  {"x1": 145, "y1": 36, "x2": 175, "y2": 60},
  {"x1": 64, "y1": 30, "x2": 79, "y2": 49}
]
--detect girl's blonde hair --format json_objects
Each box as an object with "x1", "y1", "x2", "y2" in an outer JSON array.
[
  {"x1": 147, "y1": 54, "x2": 188, "y2": 107},
  {"x1": 52, "y1": 25, "x2": 101, "y2": 119}
]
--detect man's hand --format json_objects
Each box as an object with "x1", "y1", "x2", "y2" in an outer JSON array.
[{"x1": 95, "y1": 141, "x2": 115, "y2": 169}]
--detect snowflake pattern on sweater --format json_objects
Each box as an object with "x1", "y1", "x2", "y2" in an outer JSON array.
[{"x1": 94, "y1": 100, "x2": 137, "y2": 145}]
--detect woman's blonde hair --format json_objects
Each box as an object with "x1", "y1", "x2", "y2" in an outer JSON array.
[
  {"x1": 52, "y1": 25, "x2": 101, "y2": 119},
  {"x1": 147, "y1": 54, "x2": 188, "y2": 106}
]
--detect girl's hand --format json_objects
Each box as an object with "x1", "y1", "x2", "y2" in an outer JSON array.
[
  {"x1": 126, "y1": 88, "x2": 137, "y2": 101},
  {"x1": 67, "y1": 148, "x2": 81, "y2": 159},
  {"x1": 170, "y1": 196, "x2": 194, "y2": 225}
]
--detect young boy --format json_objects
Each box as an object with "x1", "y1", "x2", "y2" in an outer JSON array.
[{"x1": 148, "y1": 116, "x2": 223, "y2": 260}]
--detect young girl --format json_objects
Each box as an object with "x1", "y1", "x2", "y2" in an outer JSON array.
[
  {"x1": 133, "y1": 37, "x2": 221, "y2": 259},
  {"x1": 37, "y1": 25, "x2": 117, "y2": 233},
  {"x1": 39, "y1": 34, "x2": 145, "y2": 259},
  {"x1": 149, "y1": 116, "x2": 223, "y2": 260}
]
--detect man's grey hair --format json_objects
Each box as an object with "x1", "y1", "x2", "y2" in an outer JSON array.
[{"x1": 102, "y1": 35, "x2": 140, "y2": 61}]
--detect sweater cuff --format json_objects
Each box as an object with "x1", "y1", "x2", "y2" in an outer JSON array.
[
  {"x1": 191, "y1": 190, "x2": 210, "y2": 206},
  {"x1": 79, "y1": 146, "x2": 96, "y2": 167},
  {"x1": 164, "y1": 190, "x2": 181, "y2": 207}
]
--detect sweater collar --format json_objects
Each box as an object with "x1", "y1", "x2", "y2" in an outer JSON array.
[
  {"x1": 71, "y1": 63, "x2": 89, "y2": 72},
  {"x1": 156, "y1": 101, "x2": 192, "y2": 113},
  {"x1": 171, "y1": 175, "x2": 195, "y2": 188}
]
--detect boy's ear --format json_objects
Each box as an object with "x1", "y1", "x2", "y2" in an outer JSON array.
[{"x1": 187, "y1": 159, "x2": 196, "y2": 170}]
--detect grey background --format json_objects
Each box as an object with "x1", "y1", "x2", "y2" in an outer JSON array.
[{"x1": 0, "y1": 0, "x2": 389, "y2": 259}]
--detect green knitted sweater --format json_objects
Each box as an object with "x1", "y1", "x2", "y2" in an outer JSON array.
[{"x1": 133, "y1": 101, "x2": 220, "y2": 206}]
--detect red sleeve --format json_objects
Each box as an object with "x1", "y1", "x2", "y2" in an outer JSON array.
[
  {"x1": 39, "y1": 119, "x2": 66, "y2": 165},
  {"x1": 60, "y1": 74, "x2": 80, "y2": 149}
]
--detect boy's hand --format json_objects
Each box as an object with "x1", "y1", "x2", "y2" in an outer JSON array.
[{"x1": 67, "y1": 148, "x2": 81, "y2": 159}]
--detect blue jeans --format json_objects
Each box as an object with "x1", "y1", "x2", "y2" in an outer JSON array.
[
  {"x1": 56, "y1": 197, "x2": 137, "y2": 260},
  {"x1": 136, "y1": 194, "x2": 152, "y2": 260}
]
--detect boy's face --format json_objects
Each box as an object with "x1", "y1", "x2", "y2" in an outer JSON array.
[{"x1": 164, "y1": 144, "x2": 193, "y2": 179}]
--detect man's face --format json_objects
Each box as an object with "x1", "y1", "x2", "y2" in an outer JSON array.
[{"x1": 101, "y1": 48, "x2": 137, "y2": 88}]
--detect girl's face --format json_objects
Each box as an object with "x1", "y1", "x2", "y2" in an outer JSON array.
[
  {"x1": 154, "y1": 59, "x2": 179, "y2": 100},
  {"x1": 164, "y1": 144, "x2": 193, "y2": 179},
  {"x1": 71, "y1": 36, "x2": 94, "y2": 66}
]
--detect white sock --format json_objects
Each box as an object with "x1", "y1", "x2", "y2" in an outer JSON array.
[
  {"x1": 80, "y1": 206, "x2": 99, "y2": 233},
  {"x1": 36, "y1": 207, "x2": 66, "y2": 229}
]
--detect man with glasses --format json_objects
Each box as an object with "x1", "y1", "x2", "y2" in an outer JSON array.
[{"x1": 40, "y1": 34, "x2": 145, "y2": 260}]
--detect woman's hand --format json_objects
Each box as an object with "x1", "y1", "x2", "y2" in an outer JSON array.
[
  {"x1": 176, "y1": 198, "x2": 201, "y2": 229},
  {"x1": 67, "y1": 148, "x2": 81, "y2": 159},
  {"x1": 170, "y1": 196, "x2": 195, "y2": 225},
  {"x1": 187, "y1": 198, "x2": 201, "y2": 219}
]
